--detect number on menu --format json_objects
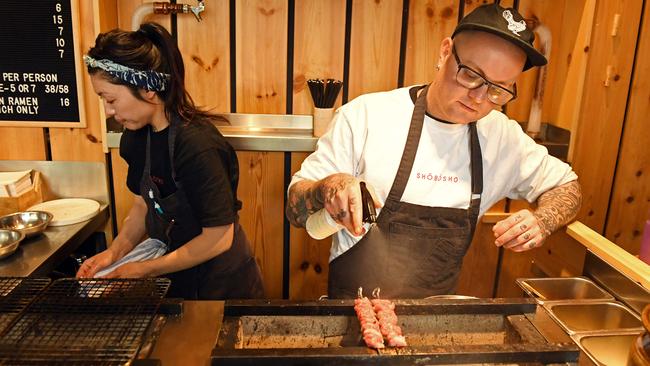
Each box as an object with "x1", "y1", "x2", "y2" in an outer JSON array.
[{"x1": 54, "y1": 3, "x2": 65, "y2": 58}]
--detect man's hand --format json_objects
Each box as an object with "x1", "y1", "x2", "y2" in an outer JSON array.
[
  {"x1": 492, "y1": 209, "x2": 546, "y2": 252},
  {"x1": 319, "y1": 173, "x2": 365, "y2": 236},
  {"x1": 287, "y1": 173, "x2": 381, "y2": 236},
  {"x1": 492, "y1": 180, "x2": 582, "y2": 252},
  {"x1": 76, "y1": 250, "x2": 119, "y2": 278}
]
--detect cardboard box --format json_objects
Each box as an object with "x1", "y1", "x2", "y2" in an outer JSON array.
[{"x1": 0, "y1": 171, "x2": 43, "y2": 216}]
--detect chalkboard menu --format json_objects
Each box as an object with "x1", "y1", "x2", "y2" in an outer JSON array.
[{"x1": 0, "y1": 0, "x2": 86, "y2": 127}]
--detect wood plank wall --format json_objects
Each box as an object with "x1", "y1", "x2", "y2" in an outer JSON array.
[
  {"x1": 604, "y1": 0, "x2": 650, "y2": 254},
  {"x1": 3, "y1": 0, "x2": 649, "y2": 299},
  {"x1": 571, "y1": 0, "x2": 644, "y2": 233}
]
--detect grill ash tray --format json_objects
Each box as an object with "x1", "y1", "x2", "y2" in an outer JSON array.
[
  {"x1": 0, "y1": 278, "x2": 170, "y2": 365},
  {"x1": 212, "y1": 298, "x2": 579, "y2": 365}
]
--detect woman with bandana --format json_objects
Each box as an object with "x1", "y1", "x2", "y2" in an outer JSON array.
[{"x1": 76, "y1": 23, "x2": 264, "y2": 300}]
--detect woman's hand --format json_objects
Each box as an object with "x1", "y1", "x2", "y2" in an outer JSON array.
[
  {"x1": 76, "y1": 250, "x2": 119, "y2": 278},
  {"x1": 492, "y1": 209, "x2": 546, "y2": 252},
  {"x1": 99, "y1": 261, "x2": 153, "y2": 279}
]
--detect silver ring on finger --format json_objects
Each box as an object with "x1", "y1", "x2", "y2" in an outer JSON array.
[
  {"x1": 527, "y1": 241, "x2": 536, "y2": 249},
  {"x1": 523, "y1": 232, "x2": 530, "y2": 240},
  {"x1": 520, "y1": 223, "x2": 528, "y2": 232}
]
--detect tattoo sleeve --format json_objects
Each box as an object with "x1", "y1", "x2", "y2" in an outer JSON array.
[
  {"x1": 286, "y1": 173, "x2": 357, "y2": 228},
  {"x1": 533, "y1": 180, "x2": 583, "y2": 237},
  {"x1": 286, "y1": 180, "x2": 325, "y2": 228}
]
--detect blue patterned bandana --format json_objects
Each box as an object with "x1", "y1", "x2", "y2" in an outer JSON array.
[{"x1": 83, "y1": 55, "x2": 171, "y2": 92}]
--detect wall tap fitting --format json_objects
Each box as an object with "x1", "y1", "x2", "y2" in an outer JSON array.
[{"x1": 153, "y1": 1, "x2": 205, "y2": 22}]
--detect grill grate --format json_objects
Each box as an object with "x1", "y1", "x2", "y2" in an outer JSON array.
[
  {"x1": 0, "y1": 277, "x2": 50, "y2": 333},
  {"x1": 0, "y1": 278, "x2": 170, "y2": 365}
]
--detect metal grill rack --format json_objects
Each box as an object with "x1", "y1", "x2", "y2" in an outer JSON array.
[
  {"x1": 0, "y1": 278, "x2": 170, "y2": 365},
  {"x1": 0, "y1": 277, "x2": 50, "y2": 333}
]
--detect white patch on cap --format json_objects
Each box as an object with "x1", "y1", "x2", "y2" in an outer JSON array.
[{"x1": 502, "y1": 10, "x2": 526, "y2": 36}]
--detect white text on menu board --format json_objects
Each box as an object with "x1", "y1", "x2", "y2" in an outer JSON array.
[{"x1": 0, "y1": 3, "x2": 71, "y2": 116}]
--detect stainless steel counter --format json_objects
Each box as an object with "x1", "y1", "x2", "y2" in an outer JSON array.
[
  {"x1": 0, "y1": 160, "x2": 111, "y2": 276},
  {"x1": 107, "y1": 113, "x2": 319, "y2": 152},
  {"x1": 0, "y1": 206, "x2": 109, "y2": 277}
]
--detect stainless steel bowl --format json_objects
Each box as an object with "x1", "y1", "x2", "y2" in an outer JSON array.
[
  {"x1": 0, "y1": 229, "x2": 24, "y2": 259},
  {"x1": 0, "y1": 211, "x2": 52, "y2": 238}
]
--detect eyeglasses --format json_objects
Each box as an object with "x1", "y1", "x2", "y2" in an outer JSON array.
[{"x1": 451, "y1": 45, "x2": 517, "y2": 105}]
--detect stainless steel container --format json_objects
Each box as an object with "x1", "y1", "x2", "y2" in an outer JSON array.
[
  {"x1": 0, "y1": 211, "x2": 52, "y2": 238},
  {"x1": 0, "y1": 229, "x2": 24, "y2": 259}
]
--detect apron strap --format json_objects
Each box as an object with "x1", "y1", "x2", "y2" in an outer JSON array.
[
  {"x1": 384, "y1": 85, "x2": 429, "y2": 211},
  {"x1": 144, "y1": 128, "x2": 152, "y2": 176},
  {"x1": 145, "y1": 116, "x2": 181, "y2": 186},
  {"x1": 468, "y1": 122, "x2": 483, "y2": 237},
  {"x1": 168, "y1": 116, "x2": 179, "y2": 183}
]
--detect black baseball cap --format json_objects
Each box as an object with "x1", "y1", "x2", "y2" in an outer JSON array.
[{"x1": 452, "y1": 2, "x2": 547, "y2": 71}]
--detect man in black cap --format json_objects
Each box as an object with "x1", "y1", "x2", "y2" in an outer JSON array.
[{"x1": 287, "y1": 2, "x2": 582, "y2": 299}]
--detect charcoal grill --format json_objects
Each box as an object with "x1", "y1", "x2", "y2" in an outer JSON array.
[
  {"x1": 0, "y1": 278, "x2": 170, "y2": 365},
  {"x1": 212, "y1": 298, "x2": 580, "y2": 365},
  {"x1": 0, "y1": 277, "x2": 50, "y2": 333}
]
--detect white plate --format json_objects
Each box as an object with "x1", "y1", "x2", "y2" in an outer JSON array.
[{"x1": 28, "y1": 198, "x2": 100, "y2": 226}]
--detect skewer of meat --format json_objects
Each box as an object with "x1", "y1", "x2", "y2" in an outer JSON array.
[
  {"x1": 371, "y1": 288, "x2": 408, "y2": 347},
  {"x1": 354, "y1": 288, "x2": 384, "y2": 349}
]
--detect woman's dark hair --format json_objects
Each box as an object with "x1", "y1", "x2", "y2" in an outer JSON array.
[{"x1": 86, "y1": 22, "x2": 223, "y2": 124}]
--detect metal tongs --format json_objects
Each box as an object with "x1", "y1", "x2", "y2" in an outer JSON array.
[{"x1": 360, "y1": 182, "x2": 377, "y2": 225}]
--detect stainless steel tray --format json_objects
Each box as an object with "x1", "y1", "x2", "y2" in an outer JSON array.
[
  {"x1": 572, "y1": 331, "x2": 641, "y2": 366},
  {"x1": 516, "y1": 277, "x2": 614, "y2": 304},
  {"x1": 543, "y1": 300, "x2": 643, "y2": 335}
]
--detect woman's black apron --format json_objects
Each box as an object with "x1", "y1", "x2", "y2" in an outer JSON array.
[
  {"x1": 328, "y1": 85, "x2": 483, "y2": 299},
  {"x1": 140, "y1": 118, "x2": 264, "y2": 300}
]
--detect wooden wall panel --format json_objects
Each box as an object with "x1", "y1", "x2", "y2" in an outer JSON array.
[
  {"x1": 463, "y1": 0, "x2": 506, "y2": 14},
  {"x1": 177, "y1": 0, "x2": 230, "y2": 113},
  {"x1": 347, "y1": 0, "x2": 402, "y2": 101},
  {"x1": 288, "y1": 152, "x2": 330, "y2": 300},
  {"x1": 99, "y1": 0, "x2": 118, "y2": 32},
  {"x1": 507, "y1": 0, "x2": 568, "y2": 124},
  {"x1": 236, "y1": 0, "x2": 287, "y2": 113},
  {"x1": 403, "y1": 0, "x2": 457, "y2": 87},
  {"x1": 236, "y1": 151, "x2": 285, "y2": 299},
  {"x1": 571, "y1": 0, "x2": 643, "y2": 232},
  {"x1": 0, "y1": 129, "x2": 46, "y2": 160},
  {"x1": 115, "y1": 0, "x2": 170, "y2": 30},
  {"x1": 549, "y1": 0, "x2": 590, "y2": 131},
  {"x1": 292, "y1": 0, "x2": 346, "y2": 115},
  {"x1": 605, "y1": 0, "x2": 650, "y2": 254}
]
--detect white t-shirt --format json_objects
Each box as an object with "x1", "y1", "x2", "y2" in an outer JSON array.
[{"x1": 290, "y1": 86, "x2": 578, "y2": 261}]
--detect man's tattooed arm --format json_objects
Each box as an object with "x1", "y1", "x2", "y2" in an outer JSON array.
[
  {"x1": 286, "y1": 173, "x2": 358, "y2": 228},
  {"x1": 533, "y1": 180, "x2": 583, "y2": 237},
  {"x1": 286, "y1": 180, "x2": 325, "y2": 228}
]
